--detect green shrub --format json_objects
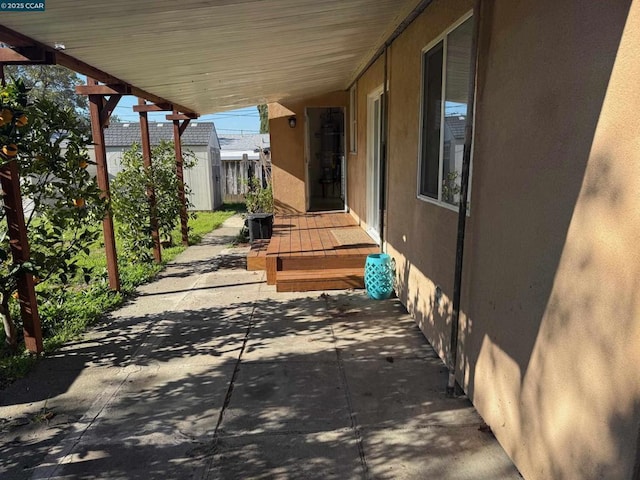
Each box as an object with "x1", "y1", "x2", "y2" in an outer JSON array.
[
  {"x1": 245, "y1": 177, "x2": 273, "y2": 214},
  {"x1": 111, "y1": 140, "x2": 196, "y2": 261}
]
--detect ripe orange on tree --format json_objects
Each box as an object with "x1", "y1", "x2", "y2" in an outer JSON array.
[
  {"x1": 0, "y1": 108, "x2": 13, "y2": 126},
  {"x1": 2, "y1": 143, "x2": 18, "y2": 158}
]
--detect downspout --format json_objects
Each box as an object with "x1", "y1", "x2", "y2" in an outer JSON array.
[
  {"x1": 379, "y1": 44, "x2": 389, "y2": 251},
  {"x1": 447, "y1": 0, "x2": 482, "y2": 397}
]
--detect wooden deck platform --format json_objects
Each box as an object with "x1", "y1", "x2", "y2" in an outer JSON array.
[{"x1": 247, "y1": 212, "x2": 379, "y2": 292}]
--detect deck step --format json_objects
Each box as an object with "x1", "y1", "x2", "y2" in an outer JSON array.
[
  {"x1": 279, "y1": 254, "x2": 368, "y2": 271},
  {"x1": 276, "y1": 268, "x2": 364, "y2": 292},
  {"x1": 246, "y1": 240, "x2": 269, "y2": 271}
]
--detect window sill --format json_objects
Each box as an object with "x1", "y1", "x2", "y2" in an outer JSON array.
[{"x1": 417, "y1": 194, "x2": 471, "y2": 216}]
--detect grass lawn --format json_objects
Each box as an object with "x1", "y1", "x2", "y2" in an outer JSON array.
[{"x1": 0, "y1": 204, "x2": 245, "y2": 386}]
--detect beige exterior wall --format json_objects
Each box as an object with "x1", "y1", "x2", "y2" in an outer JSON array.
[
  {"x1": 465, "y1": 1, "x2": 639, "y2": 478},
  {"x1": 268, "y1": 0, "x2": 640, "y2": 477},
  {"x1": 383, "y1": 0, "x2": 474, "y2": 363},
  {"x1": 347, "y1": 56, "x2": 384, "y2": 228},
  {"x1": 360, "y1": 0, "x2": 640, "y2": 478},
  {"x1": 269, "y1": 91, "x2": 348, "y2": 214}
]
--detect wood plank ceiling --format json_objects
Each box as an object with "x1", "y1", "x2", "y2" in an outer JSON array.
[{"x1": 0, "y1": 0, "x2": 420, "y2": 114}]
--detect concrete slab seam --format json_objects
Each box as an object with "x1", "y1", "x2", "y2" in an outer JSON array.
[
  {"x1": 27, "y1": 318, "x2": 179, "y2": 479},
  {"x1": 324, "y1": 295, "x2": 370, "y2": 480},
  {"x1": 233, "y1": 359, "x2": 340, "y2": 365},
  {"x1": 13, "y1": 216, "x2": 246, "y2": 480},
  {"x1": 28, "y1": 369, "x2": 134, "y2": 480},
  {"x1": 334, "y1": 347, "x2": 370, "y2": 480},
  {"x1": 201, "y1": 301, "x2": 258, "y2": 478}
]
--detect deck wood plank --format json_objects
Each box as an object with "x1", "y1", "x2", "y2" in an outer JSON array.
[
  {"x1": 308, "y1": 214, "x2": 324, "y2": 256},
  {"x1": 299, "y1": 214, "x2": 314, "y2": 256},
  {"x1": 248, "y1": 212, "x2": 379, "y2": 290},
  {"x1": 317, "y1": 213, "x2": 337, "y2": 256},
  {"x1": 290, "y1": 214, "x2": 302, "y2": 257}
]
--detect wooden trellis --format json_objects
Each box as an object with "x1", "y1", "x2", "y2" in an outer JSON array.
[{"x1": 0, "y1": 28, "x2": 199, "y2": 354}]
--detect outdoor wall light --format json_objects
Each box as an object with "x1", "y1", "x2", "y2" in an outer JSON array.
[{"x1": 288, "y1": 116, "x2": 297, "y2": 128}]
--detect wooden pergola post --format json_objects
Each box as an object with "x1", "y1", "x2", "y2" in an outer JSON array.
[
  {"x1": 167, "y1": 110, "x2": 197, "y2": 247},
  {"x1": 78, "y1": 77, "x2": 124, "y2": 291},
  {"x1": 0, "y1": 161, "x2": 43, "y2": 353},
  {"x1": 137, "y1": 99, "x2": 162, "y2": 263}
]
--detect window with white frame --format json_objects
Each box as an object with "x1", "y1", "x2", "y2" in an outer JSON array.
[
  {"x1": 418, "y1": 14, "x2": 473, "y2": 207},
  {"x1": 349, "y1": 85, "x2": 357, "y2": 153}
]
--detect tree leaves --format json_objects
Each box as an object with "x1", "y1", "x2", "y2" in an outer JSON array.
[
  {"x1": 0, "y1": 80, "x2": 106, "y2": 300},
  {"x1": 3, "y1": 65, "x2": 88, "y2": 113},
  {"x1": 111, "y1": 140, "x2": 196, "y2": 262}
]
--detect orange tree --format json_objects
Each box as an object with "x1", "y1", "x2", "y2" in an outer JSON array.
[{"x1": 0, "y1": 79, "x2": 105, "y2": 352}]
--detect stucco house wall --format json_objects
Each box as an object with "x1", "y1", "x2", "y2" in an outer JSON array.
[
  {"x1": 382, "y1": 0, "x2": 473, "y2": 367},
  {"x1": 347, "y1": 55, "x2": 385, "y2": 230},
  {"x1": 376, "y1": 0, "x2": 640, "y2": 478},
  {"x1": 267, "y1": 0, "x2": 640, "y2": 477},
  {"x1": 269, "y1": 91, "x2": 348, "y2": 214},
  {"x1": 462, "y1": 1, "x2": 639, "y2": 478}
]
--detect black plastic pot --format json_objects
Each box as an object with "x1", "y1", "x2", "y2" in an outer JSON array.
[{"x1": 247, "y1": 213, "x2": 274, "y2": 243}]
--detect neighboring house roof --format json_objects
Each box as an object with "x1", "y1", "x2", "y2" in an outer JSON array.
[
  {"x1": 104, "y1": 122, "x2": 219, "y2": 148},
  {"x1": 218, "y1": 134, "x2": 270, "y2": 153},
  {"x1": 444, "y1": 115, "x2": 466, "y2": 140}
]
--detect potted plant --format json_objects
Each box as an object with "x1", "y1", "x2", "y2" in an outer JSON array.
[{"x1": 245, "y1": 176, "x2": 274, "y2": 243}]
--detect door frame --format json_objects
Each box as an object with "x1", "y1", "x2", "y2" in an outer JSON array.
[
  {"x1": 304, "y1": 107, "x2": 348, "y2": 213},
  {"x1": 304, "y1": 108, "x2": 311, "y2": 212},
  {"x1": 366, "y1": 85, "x2": 384, "y2": 244}
]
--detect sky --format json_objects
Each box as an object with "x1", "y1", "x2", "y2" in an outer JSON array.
[{"x1": 111, "y1": 95, "x2": 262, "y2": 135}]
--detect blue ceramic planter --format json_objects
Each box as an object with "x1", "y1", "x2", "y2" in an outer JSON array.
[{"x1": 364, "y1": 253, "x2": 395, "y2": 300}]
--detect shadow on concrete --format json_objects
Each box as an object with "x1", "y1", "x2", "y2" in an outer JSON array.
[{"x1": 0, "y1": 288, "x2": 520, "y2": 479}]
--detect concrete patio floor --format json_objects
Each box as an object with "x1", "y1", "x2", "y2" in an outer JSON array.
[{"x1": 0, "y1": 215, "x2": 522, "y2": 480}]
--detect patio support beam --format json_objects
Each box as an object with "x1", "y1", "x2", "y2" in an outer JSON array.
[
  {"x1": 0, "y1": 160, "x2": 43, "y2": 353},
  {"x1": 0, "y1": 45, "x2": 55, "y2": 64},
  {"x1": 100, "y1": 95, "x2": 121, "y2": 127},
  {"x1": 84, "y1": 77, "x2": 121, "y2": 291},
  {"x1": 169, "y1": 111, "x2": 193, "y2": 246},
  {"x1": 76, "y1": 84, "x2": 131, "y2": 96},
  {"x1": 0, "y1": 25, "x2": 197, "y2": 115},
  {"x1": 166, "y1": 112, "x2": 198, "y2": 122},
  {"x1": 132, "y1": 102, "x2": 173, "y2": 113},
  {"x1": 138, "y1": 99, "x2": 162, "y2": 264}
]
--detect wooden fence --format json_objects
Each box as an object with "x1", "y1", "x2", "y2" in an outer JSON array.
[{"x1": 221, "y1": 152, "x2": 271, "y2": 203}]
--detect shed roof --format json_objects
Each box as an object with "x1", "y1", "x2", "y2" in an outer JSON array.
[
  {"x1": 0, "y1": 1, "x2": 422, "y2": 114},
  {"x1": 104, "y1": 122, "x2": 218, "y2": 148},
  {"x1": 219, "y1": 134, "x2": 270, "y2": 152}
]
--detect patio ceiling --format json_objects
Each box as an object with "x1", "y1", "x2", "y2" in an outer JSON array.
[{"x1": 0, "y1": 0, "x2": 421, "y2": 114}]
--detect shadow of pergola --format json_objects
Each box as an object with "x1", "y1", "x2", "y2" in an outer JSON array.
[{"x1": 0, "y1": 253, "x2": 519, "y2": 480}]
